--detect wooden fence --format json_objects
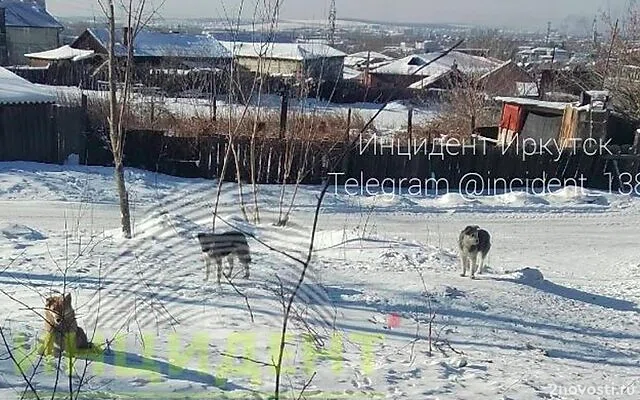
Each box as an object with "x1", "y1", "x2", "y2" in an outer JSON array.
[
  {"x1": 0, "y1": 103, "x2": 88, "y2": 164},
  {"x1": 0, "y1": 103, "x2": 58, "y2": 163},
  {"x1": 92, "y1": 130, "x2": 640, "y2": 192},
  {"x1": 3, "y1": 108, "x2": 640, "y2": 193},
  {"x1": 343, "y1": 143, "x2": 633, "y2": 192},
  {"x1": 110, "y1": 131, "x2": 344, "y2": 185}
]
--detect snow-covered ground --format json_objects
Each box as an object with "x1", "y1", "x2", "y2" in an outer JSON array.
[{"x1": 1, "y1": 162, "x2": 639, "y2": 400}]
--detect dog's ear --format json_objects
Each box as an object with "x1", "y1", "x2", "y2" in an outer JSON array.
[{"x1": 64, "y1": 293, "x2": 72, "y2": 306}]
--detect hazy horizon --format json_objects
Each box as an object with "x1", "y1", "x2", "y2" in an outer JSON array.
[{"x1": 47, "y1": 0, "x2": 622, "y2": 30}]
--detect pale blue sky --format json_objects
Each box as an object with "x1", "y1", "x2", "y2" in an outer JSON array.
[{"x1": 47, "y1": 0, "x2": 621, "y2": 28}]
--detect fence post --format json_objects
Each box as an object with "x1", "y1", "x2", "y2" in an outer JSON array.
[
  {"x1": 345, "y1": 108, "x2": 352, "y2": 143},
  {"x1": 407, "y1": 105, "x2": 413, "y2": 143},
  {"x1": 0, "y1": 106, "x2": 4, "y2": 160},
  {"x1": 212, "y1": 95, "x2": 217, "y2": 122},
  {"x1": 631, "y1": 129, "x2": 640, "y2": 175},
  {"x1": 81, "y1": 94, "x2": 89, "y2": 165},
  {"x1": 279, "y1": 91, "x2": 288, "y2": 139},
  {"x1": 470, "y1": 114, "x2": 476, "y2": 144},
  {"x1": 50, "y1": 104, "x2": 59, "y2": 164},
  {"x1": 150, "y1": 98, "x2": 155, "y2": 128},
  {"x1": 633, "y1": 129, "x2": 640, "y2": 154},
  {"x1": 340, "y1": 108, "x2": 353, "y2": 182}
]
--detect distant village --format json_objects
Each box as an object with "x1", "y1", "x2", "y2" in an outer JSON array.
[{"x1": 1, "y1": 0, "x2": 639, "y2": 155}]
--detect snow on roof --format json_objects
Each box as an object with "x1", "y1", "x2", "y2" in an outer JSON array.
[
  {"x1": 370, "y1": 51, "x2": 500, "y2": 77},
  {"x1": 0, "y1": 0, "x2": 63, "y2": 29},
  {"x1": 24, "y1": 45, "x2": 96, "y2": 62},
  {"x1": 221, "y1": 41, "x2": 346, "y2": 61},
  {"x1": 479, "y1": 59, "x2": 514, "y2": 81},
  {"x1": 87, "y1": 28, "x2": 231, "y2": 59},
  {"x1": 347, "y1": 51, "x2": 393, "y2": 60},
  {"x1": 342, "y1": 66, "x2": 362, "y2": 80},
  {"x1": 345, "y1": 51, "x2": 394, "y2": 68},
  {"x1": 494, "y1": 96, "x2": 573, "y2": 111},
  {"x1": 408, "y1": 69, "x2": 452, "y2": 89},
  {"x1": 0, "y1": 66, "x2": 56, "y2": 105},
  {"x1": 345, "y1": 51, "x2": 393, "y2": 63},
  {"x1": 518, "y1": 47, "x2": 570, "y2": 56},
  {"x1": 584, "y1": 90, "x2": 610, "y2": 100}
]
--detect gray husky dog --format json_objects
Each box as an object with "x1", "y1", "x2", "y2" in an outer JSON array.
[
  {"x1": 458, "y1": 225, "x2": 491, "y2": 279},
  {"x1": 197, "y1": 231, "x2": 251, "y2": 284}
]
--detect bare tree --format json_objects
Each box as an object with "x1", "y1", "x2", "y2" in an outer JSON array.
[
  {"x1": 211, "y1": 0, "x2": 285, "y2": 230},
  {"x1": 0, "y1": 215, "x2": 108, "y2": 400},
  {"x1": 96, "y1": 0, "x2": 164, "y2": 239},
  {"x1": 598, "y1": 3, "x2": 640, "y2": 120},
  {"x1": 212, "y1": 0, "x2": 251, "y2": 231},
  {"x1": 247, "y1": 0, "x2": 285, "y2": 225},
  {"x1": 423, "y1": 72, "x2": 494, "y2": 142}
]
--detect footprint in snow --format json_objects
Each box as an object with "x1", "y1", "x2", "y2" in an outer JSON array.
[{"x1": 130, "y1": 378, "x2": 151, "y2": 387}]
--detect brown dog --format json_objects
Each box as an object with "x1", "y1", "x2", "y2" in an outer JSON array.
[{"x1": 40, "y1": 293, "x2": 92, "y2": 356}]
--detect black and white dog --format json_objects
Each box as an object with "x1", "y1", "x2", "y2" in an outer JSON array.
[
  {"x1": 458, "y1": 225, "x2": 491, "y2": 279},
  {"x1": 197, "y1": 231, "x2": 251, "y2": 284}
]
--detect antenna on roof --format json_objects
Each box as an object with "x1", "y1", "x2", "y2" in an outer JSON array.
[{"x1": 328, "y1": 0, "x2": 337, "y2": 46}]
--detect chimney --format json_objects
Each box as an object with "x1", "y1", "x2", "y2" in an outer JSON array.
[{"x1": 0, "y1": 8, "x2": 8, "y2": 66}]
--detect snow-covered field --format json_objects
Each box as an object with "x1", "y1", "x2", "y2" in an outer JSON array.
[{"x1": 1, "y1": 162, "x2": 639, "y2": 399}]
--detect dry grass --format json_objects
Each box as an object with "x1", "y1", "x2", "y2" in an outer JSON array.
[
  {"x1": 407, "y1": 90, "x2": 498, "y2": 143},
  {"x1": 56, "y1": 89, "x2": 370, "y2": 142}
]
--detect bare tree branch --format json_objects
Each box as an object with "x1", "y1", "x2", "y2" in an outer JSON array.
[{"x1": 0, "y1": 328, "x2": 41, "y2": 400}]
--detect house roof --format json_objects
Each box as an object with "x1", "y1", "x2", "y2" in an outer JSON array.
[
  {"x1": 221, "y1": 41, "x2": 346, "y2": 61},
  {"x1": 0, "y1": 0, "x2": 63, "y2": 29},
  {"x1": 85, "y1": 28, "x2": 232, "y2": 59},
  {"x1": 0, "y1": 66, "x2": 56, "y2": 104},
  {"x1": 345, "y1": 51, "x2": 393, "y2": 65},
  {"x1": 408, "y1": 69, "x2": 453, "y2": 89},
  {"x1": 202, "y1": 30, "x2": 295, "y2": 44},
  {"x1": 494, "y1": 96, "x2": 574, "y2": 111},
  {"x1": 342, "y1": 66, "x2": 362, "y2": 80},
  {"x1": 24, "y1": 45, "x2": 96, "y2": 62},
  {"x1": 370, "y1": 51, "x2": 501, "y2": 77},
  {"x1": 347, "y1": 51, "x2": 393, "y2": 60},
  {"x1": 480, "y1": 59, "x2": 512, "y2": 80},
  {"x1": 478, "y1": 59, "x2": 534, "y2": 84}
]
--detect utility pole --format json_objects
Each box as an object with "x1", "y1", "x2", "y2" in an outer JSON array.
[
  {"x1": 592, "y1": 16, "x2": 599, "y2": 52},
  {"x1": 328, "y1": 0, "x2": 337, "y2": 46},
  {"x1": 546, "y1": 21, "x2": 552, "y2": 46}
]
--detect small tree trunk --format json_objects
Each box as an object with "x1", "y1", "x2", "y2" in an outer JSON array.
[
  {"x1": 114, "y1": 160, "x2": 132, "y2": 239},
  {"x1": 106, "y1": 0, "x2": 133, "y2": 239}
]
